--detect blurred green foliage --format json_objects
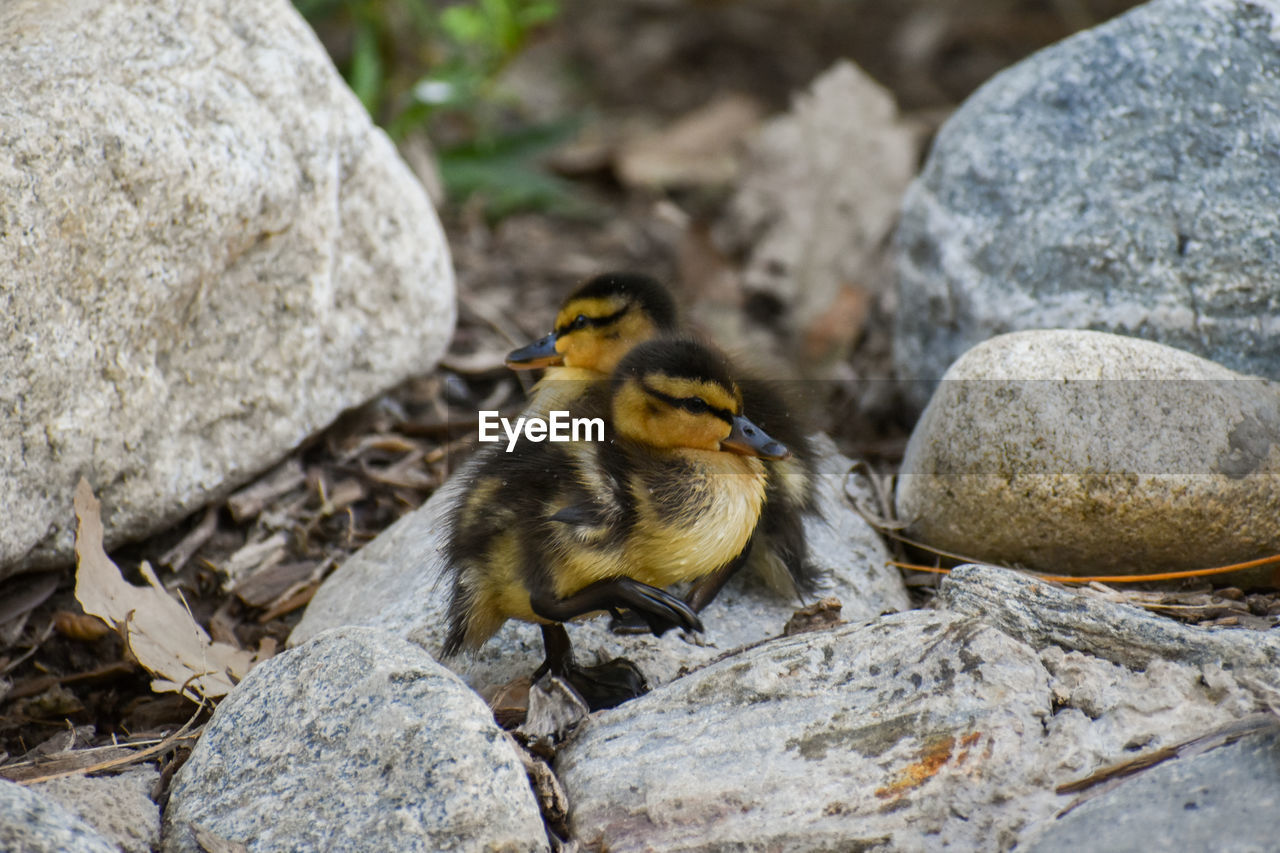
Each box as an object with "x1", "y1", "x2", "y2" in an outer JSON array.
[{"x1": 294, "y1": 0, "x2": 582, "y2": 218}]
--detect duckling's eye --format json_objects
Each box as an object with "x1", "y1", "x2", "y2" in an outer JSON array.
[
  {"x1": 682, "y1": 397, "x2": 708, "y2": 414},
  {"x1": 568, "y1": 314, "x2": 590, "y2": 332}
]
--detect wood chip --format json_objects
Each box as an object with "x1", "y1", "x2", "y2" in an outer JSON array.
[
  {"x1": 0, "y1": 572, "x2": 59, "y2": 625},
  {"x1": 226, "y1": 460, "x2": 306, "y2": 523},
  {"x1": 508, "y1": 733, "x2": 570, "y2": 840},
  {"x1": 784, "y1": 597, "x2": 845, "y2": 636},
  {"x1": 323, "y1": 479, "x2": 366, "y2": 515},
  {"x1": 218, "y1": 533, "x2": 289, "y2": 591},
  {"x1": 256, "y1": 584, "x2": 318, "y2": 623},
  {"x1": 1056, "y1": 713, "x2": 1280, "y2": 811},
  {"x1": 1, "y1": 746, "x2": 138, "y2": 782},
  {"x1": 159, "y1": 505, "x2": 220, "y2": 572},
  {"x1": 233, "y1": 561, "x2": 322, "y2": 609}
]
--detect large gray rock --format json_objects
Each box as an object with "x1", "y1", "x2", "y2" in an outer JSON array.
[
  {"x1": 0, "y1": 0, "x2": 455, "y2": 580},
  {"x1": 163, "y1": 627, "x2": 546, "y2": 853},
  {"x1": 895, "y1": 0, "x2": 1280, "y2": 401},
  {"x1": 1023, "y1": 727, "x2": 1280, "y2": 853},
  {"x1": 557, "y1": 610, "x2": 1055, "y2": 851},
  {"x1": 290, "y1": 437, "x2": 911, "y2": 697},
  {"x1": 896, "y1": 330, "x2": 1280, "y2": 574},
  {"x1": 32, "y1": 767, "x2": 160, "y2": 853},
  {"x1": 544, "y1": 585, "x2": 1270, "y2": 850},
  {"x1": 0, "y1": 778, "x2": 119, "y2": 853}
]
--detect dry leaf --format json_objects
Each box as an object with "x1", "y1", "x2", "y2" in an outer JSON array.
[
  {"x1": 73, "y1": 479, "x2": 254, "y2": 700},
  {"x1": 616, "y1": 94, "x2": 764, "y2": 189},
  {"x1": 52, "y1": 610, "x2": 113, "y2": 642}
]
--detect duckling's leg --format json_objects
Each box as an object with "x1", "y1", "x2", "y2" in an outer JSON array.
[
  {"x1": 686, "y1": 544, "x2": 753, "y2": 613},
  {"x1": 535, "y1": 623, "x2": 648, "y2": 711},
  {"x1": 531, "y1": 578, "x2": 704, "y2": 636},
  {"x1": 609, "y1": 545, "x2": 751, "y2": 635}
]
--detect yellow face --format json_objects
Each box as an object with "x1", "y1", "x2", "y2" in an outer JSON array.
[
  {"x1": 551, "y1": 296, "x2": 662, "y2": 374},
  {"x1": 612, "y1": 374, "x2": 743, "y2": 453}
]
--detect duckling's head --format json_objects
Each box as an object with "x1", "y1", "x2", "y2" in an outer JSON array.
[
  {"x1": 610, "y1": 339, "x2": 791, "y2": 459},
  {"x1": 506, "y1": 272, "x2": 678, "y2": 374}
]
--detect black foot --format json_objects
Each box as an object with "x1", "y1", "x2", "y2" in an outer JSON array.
[
  {"x1": 562, "y1": 658, "x2": 648, "y2": 711},
  {"x1": 537, "y1": 624, "x2": 649, "y2": 711}
]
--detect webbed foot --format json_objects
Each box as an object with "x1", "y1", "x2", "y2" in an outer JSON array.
[
  {"x1": 537, "y1": 623, "x2": 649, "y2": 711},
  {"x1": 562, "y1": 658, "x2": 648, "y2": 710}
]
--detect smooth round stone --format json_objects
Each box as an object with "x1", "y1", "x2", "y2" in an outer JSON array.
[{"x1": 896, "y1": 330, "x2": 1280, "y2": 575}]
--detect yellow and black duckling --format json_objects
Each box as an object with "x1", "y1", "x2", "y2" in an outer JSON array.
[
  {"x1": 443, "y1": 338, "x2": 789, "y2": 710},
  {"x1": 505, "y1": 272, "x2": 821, "y2": 616},
  {"x1": 505, "y1": 271, "x2": 679, "y2": 414}
]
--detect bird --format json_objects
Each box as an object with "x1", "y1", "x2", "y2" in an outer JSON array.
[
  {"x1": 505, "y1": 271, "x2": 679, "y2": 415},
  {"x1": 442, "y1": 338, "x2": 789, "y2": 710},
  {"x1": 505, "y1": 272, "x2": 820, "y2": 616}
]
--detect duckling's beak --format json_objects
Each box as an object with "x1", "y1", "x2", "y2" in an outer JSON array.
[
  {"x1": 720, "y1": 415, "x2": 791, "y2": 460},
  {"x1": 506, "y1": 333, "x2": 563, "y2": 369}
]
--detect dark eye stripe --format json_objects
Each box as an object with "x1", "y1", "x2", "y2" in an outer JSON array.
[
  {"x1": 638, "y1": 380, "x2": 734, "y2": 423},
  {"x1": 555, "y1": 305, "x2": 629, "y2": 336}
]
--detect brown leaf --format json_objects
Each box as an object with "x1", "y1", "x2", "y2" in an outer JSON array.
[
  {"x1": 616, "y1": 94, "x2": 764, "y2": 189},
  {"x1": 52, "y1": 611, "x2": 113, "y2": 642},
  {"x1": 73, "y1": 480, "x2": 254, "y2": 700}
]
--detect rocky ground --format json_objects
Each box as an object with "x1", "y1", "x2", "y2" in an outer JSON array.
[{"x1": 3, "y1": 0, "x2": 1279, "y2": 850}]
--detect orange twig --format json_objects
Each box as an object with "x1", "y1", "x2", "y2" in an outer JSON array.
[{"x1": 890, "y1": 552, "x2": 1280, "y2": 585}]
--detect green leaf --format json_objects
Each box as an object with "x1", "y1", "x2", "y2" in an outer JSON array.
[
  {"x1": 517, "y1": 0, "x2": 559, "y2": 29},
  {"x1": 438, "y1": 118, "x2": 592, "y2": 219},
  {"x1": 440, "y1": 5, "x2": 491, "y2": 46},
  {"x1": 348, "y1": 20, "x2": 383, "y2": 116}
]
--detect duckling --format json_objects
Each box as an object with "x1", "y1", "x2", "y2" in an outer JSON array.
[
  {"x1": 505, "y1": 271, "x2": 679, "y2": 414},
  {"x1": 505, "y1": 272, "x2": 820, "y2": 614},
  {"x1": 443, "y1": 339, "x2": 789, "y2": 710}
]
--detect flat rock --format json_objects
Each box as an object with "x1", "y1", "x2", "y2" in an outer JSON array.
[
  {"x1": 162, "y1": 627, "x2": 546, "y2": 853},
  {"x1": 1023, "y1": 726, "x2": 1280, "y2": 853},
  {"x1": 32, "y1": 767, "x2": 160, "y2": 853},
  {"x1": 555, "y1": 601, "x2": 1270, "y2": 851},
  {"x1": 894, "y1": 0, "x2": 1280, "y2": 402},
  {"x1": 896, "y1": 330, "x2": 1280, "y2": 574},
  {"x1": 0, "y1": 0, "x2": 455, "y2": 580},
  {"x1": 557, "y1": 610, "x2": 1054, "y2": 851},
  {"x1": 290, "y1": 436, "x2": 911, "y2": 697},
  {"x1": 0, "y1": 778, "x2": 118, "y2": 853},
  {"x1": 940, "y1": 564, "x2": 1280, "y2": 690}
]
